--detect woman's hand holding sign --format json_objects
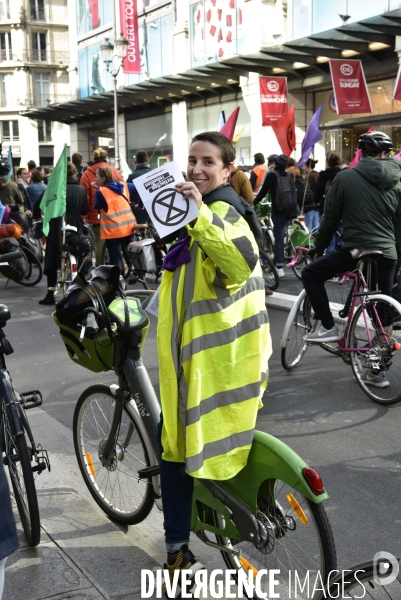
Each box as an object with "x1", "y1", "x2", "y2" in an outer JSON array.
[{"x1": 175, "y1": 181, "x2": 203, "y2": 209}]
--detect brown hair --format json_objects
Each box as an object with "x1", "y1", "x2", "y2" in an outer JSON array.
[
  {"x1": 93, "y1": 147, "x2": 108, "y2": 162},
  {"x1": 72, "y1": 152, "x2": 83, "y2": 167},
  {"x1": 136, "y1": 150, "x2": 149, "y2": 164},
  {"x1": 97, "y1": 166, "x2": 115, "y2": 183},
  {"x1": 326, "y1": 151, "x2": 341, "y2": 168},
  {"x1": 190, "y1": 131, "x2": 235, "y2": 168},
  {"x1": 30, "y1": 169, "x2": 43, "y2": 183},
  {"x1": 67, "y1": 162, "x2": 78, "y2": 178},
  {"x1": 16, "y1": 167, "x2": 27, "y2": 177}
]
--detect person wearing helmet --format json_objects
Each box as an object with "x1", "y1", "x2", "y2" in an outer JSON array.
[
  {"x1": 302, "y1": 131, "x2": 401, "y2": 386},
  {"x1": 0, "y1": 161, "x2": 23, "y2": 209}
]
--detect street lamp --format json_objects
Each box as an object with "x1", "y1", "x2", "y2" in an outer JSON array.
[{"x1": 100, "y1": 34, "x2": 128, "y2": 172}]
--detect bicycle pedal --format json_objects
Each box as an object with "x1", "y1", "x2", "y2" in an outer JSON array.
[
  {"x1": 20, "y1": 390, "x2": 43, "y2": 409},
  {"x1": 33, "y1": 445, "x2": 51, "y2": 473},
  {"x1": 138, "y1": 465, "x2": 160, "y2": 479}
]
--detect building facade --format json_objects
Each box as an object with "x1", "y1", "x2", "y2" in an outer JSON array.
[
  {"x1": 0, "y1": 0, "x2": 70, "y2": 167},
  {"x1": 23, "y1": 1, "x2": 401, "y2": 172}
]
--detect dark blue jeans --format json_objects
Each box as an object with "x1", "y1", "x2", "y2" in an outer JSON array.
[
  {"x1": 105, "y1": 235, "x2": 134, "y2": 271},
  {"x1": 302, "y1": 249, "x2": 396, "y2": 329},
  {"x1": 157, "y1": 418, "x2": 194, "y2": 553},
  {"x1": 272, "y1": 212, "x2": 291, "y2": 268}
]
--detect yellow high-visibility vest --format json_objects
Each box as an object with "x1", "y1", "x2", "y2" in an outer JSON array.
[{"x1": 157, "y1": 201, "x2": 272, "y2": 480}]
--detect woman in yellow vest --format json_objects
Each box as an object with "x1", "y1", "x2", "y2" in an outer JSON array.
[
  {"x1": 93, "y1": 167, "x2": 136, "y2": 271},
  {"x1": 158, "y1": 131, "x2": 272, "y2": 588}
]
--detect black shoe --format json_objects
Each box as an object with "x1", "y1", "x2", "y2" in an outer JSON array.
[
  {"x1": 39, "y1": 291, "x2": 55, "y2": 305},
  {"x1": 163, "y1": 545, "x2": 205, "y2": 598}
]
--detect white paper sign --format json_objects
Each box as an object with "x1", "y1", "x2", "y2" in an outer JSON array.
[{"x1": 133, "y1": 161, "x2": 199, "y2": 238}]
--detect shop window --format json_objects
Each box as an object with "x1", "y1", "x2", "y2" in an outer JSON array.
[
  {"x1": 78, "y1": 43, "x2": 114, "y2": 98},
  {"x1": 189, "y1": 0, "x2": 240, "y2": 68},
  {"x1": 77, "y1": 0, "x2": 113, "y2": 36},
  {"x1": 2, "y1": 120, "x2": 19, "y2": 141},
  {"x1": 347, "y1": 0, "x2": 386, "y2": 24},
  {"x1": 38, "y1": 120, "x2": 51, "y2": 142},
  {"x1": 0, "y1": 32, "x2": 12, "y2": 62},
  {"x1": 292, "y1": 0, "x2": 310, "y2": 39}
]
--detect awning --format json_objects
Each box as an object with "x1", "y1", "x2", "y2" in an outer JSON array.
[{"x1": 21, "y1": 8, "x2": 401, "y2": 124}]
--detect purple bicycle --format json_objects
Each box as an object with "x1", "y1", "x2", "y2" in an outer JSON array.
[{"x1": 281, "y1": 247, "x2": 401, "y2": 405}]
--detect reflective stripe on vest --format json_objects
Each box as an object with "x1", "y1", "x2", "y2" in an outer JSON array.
[
  {"x1": 252, "y1": 165, "x2": 267, "y2": 192},
  {"x1": 99, "y1": 183, "x2": 136, "y2": 239}
]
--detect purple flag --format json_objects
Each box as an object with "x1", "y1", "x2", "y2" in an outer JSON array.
[{"x1": 296, "y1": 105, "x2": 323, "y2": 168}]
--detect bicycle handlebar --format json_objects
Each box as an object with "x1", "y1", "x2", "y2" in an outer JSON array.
[
  {"x1": 0, "y1": 251, "x2": 22, "y2": 264},
  {"x1": 287, "y1": 246, "x2": 310, "y2": 269}
]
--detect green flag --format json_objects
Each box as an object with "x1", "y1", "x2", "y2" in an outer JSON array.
[{"x1": 40, "y1": 144, "x2": 67, "y2": 236}]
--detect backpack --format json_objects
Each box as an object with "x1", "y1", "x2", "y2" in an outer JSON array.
[
  {"x1": 202, "y1": 185, "x2": 264, "y2": 247},
  {"x1": 272, "y1": 171, "x2": 298, "y2": 213}
]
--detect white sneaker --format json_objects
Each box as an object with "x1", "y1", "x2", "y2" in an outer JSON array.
[
  {"x1": 277, "y1": 267, "x2": 285, "y2": 278},
  {"x1": 305, "y1": 324, "x2": 341, "y2": 343}
]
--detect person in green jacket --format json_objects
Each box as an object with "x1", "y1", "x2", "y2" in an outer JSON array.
[
  {"x1": 157, "y1": 131, "x2": 272, "y2": 592},
  {"x1": 302, "y1": 131, "x2": 401, "y2": 386}
]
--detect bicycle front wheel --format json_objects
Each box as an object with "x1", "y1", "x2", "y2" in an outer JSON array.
[
  {"x1": 3, "y1": 409, "x2": 41, "y2": 546},
  {"x1": 281, "y1": 292, "x2": 313, "y2": 369},
  {"x1": 349, "y1": 298, "x2": 401, "y2": 405},
  {"x1": 319, "y1": 559, "x2": 401, "y2": 600},
  {"x1": 15, "y1": 247, "x2": 43, "y2": 287},
  {"x1": 73, "y1": 385, "x2": 154, "y2": 524},
  {"x1": 259, "y1": 249, "x2": 279, "y2": 291},
  {"x1": 216, "y1": 480, "x2": 337, "y2": 600}
]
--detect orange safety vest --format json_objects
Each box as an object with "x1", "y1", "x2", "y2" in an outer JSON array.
[
  {"x1": 251, "y1": 165, "x2": 267, "y2": 193},
  {"x1": 99, "y1": 183, "x2": 137, "y2": 240}
]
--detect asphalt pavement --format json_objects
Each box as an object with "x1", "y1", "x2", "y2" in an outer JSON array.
[{"x1": 2, "y1": 270, "x2": 401, "y2": 599}]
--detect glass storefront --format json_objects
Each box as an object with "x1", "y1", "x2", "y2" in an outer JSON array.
[
  {"x1": 78, "y1": 42, "x2": 114, "y2": 98},
  {"x1": 291, "y1": 0, "x2": 390, "y2": 39},
  {"x1": 76, "y1": 0, "x2": 113, "y2": 36},
  {"x1": 189, "y1": 0, "x2": 244, "y2": 69}
]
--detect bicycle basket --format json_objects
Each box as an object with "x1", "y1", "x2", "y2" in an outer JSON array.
[
  {"x1": 52, "y1": 312, "x2": 115, "y2": 373},
  {"x1": 291, "y1": 228, "x2": 311, "y2": 248}
]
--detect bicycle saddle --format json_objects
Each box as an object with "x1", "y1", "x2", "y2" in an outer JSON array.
[
  {"x1": 352, "y1": 249, "x2": 383, "y2": 261},
  {"x1": 134, "y1": 223, "x2": 149, "y2": 230},
  {"x1": 0, "y1": 304, "x2": 11, "y2": 326}
]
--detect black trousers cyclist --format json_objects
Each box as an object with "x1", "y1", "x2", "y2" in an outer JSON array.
[{"x1": 302, "y1": 249, "x2": 396, "y2": 329}]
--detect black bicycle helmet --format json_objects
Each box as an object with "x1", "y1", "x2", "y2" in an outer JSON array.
[
  {"x1": 357, "y1": 131, "x2": 393, "y2": 155},
  {"x1": 0, "y1": 160, "x2": 10, "y2": 176}
]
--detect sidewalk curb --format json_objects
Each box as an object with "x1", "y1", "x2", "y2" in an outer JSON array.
[{"x1": 266, "y1": 291, "x2": 297, "y2": 312}]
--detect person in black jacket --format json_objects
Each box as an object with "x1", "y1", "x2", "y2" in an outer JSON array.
[
  {"x1": 37, "y1": 162, "x2": 89, "y2": 305},
  {"x1": 314, "y1": 151, "x2": 341, "y2": 216},
  {"x1": 127, "y1": 151, "x2": 151, "y2": 224},
  {"x1": 0, "y1": 458, "x2": 19, "y2": 598},
  {"x1": 254, "y1": 153, "x2": 298, "y2": 278}
]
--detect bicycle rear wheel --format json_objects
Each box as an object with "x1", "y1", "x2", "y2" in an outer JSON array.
[
  {"x1": 216, "y1": 479, "x2": 337, "y2": 600},
  {"x1": 349, "y1": 298, "x2": 401, "y2": 405},
  {"x1": 3, "y1": 408, "x2": 41, "y2": 546},
  {"x1": 281, "y1": 292, "x2": 312, "y2": 369},
  {"x1": 318, "y1": 559, "x2": 401, "y2": 599},
  {"x1": 15, "y1": 247, "x2": 43, "y2": 287},
  {"x1": 259, "y1": 249, "x2": 279, "y2": 291},
  {"x1": 73, "y1": 385, "x2": 154, "y2": 524}
]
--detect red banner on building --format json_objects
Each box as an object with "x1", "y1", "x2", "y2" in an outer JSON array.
[
  {"x1": 259, "y1": 77, "x2": 288, "y2": 125},
  {"x1": 394, "y1": 64, "x2": 401, "y2": 101},
  {"x1": 329, "y1": 59, "x2": 372, "y2": 114},
  {"x1": 119, "y1": 0, "x2": 141, "y2": 74},
  {"x1": 271, "y1": 103, "x2": 296, "y2": 156}
]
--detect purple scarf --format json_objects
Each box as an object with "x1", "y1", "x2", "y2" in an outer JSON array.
[{"x1": 163, "y1": 235, "x2": 191, "y2": 271}]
